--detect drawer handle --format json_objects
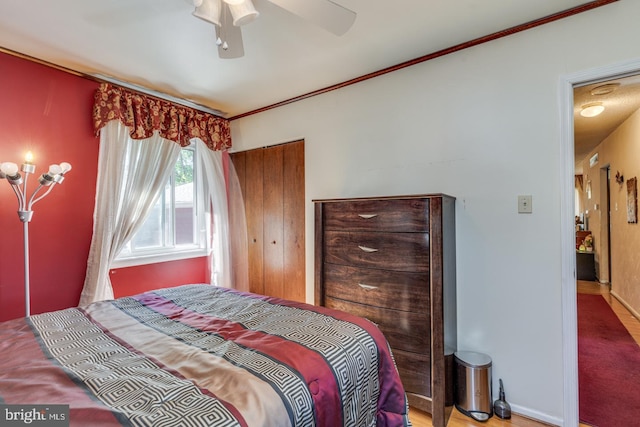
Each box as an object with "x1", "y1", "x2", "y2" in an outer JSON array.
[
  {"x1": 358, "y1": 283, "x2": 378, "y2": 290},
  {"x1": 358, "y1": 214, "x2": 378, "y2": 219},
  {"x1": 358, "y1": 245, "x2": 378, "y2": 253}
]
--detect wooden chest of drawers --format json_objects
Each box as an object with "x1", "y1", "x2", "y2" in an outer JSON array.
[{"x1": 314, "y1": 194, "x2": 457, "y2": 427}]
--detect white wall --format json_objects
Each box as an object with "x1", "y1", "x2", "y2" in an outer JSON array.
[{"x1": 229, "y1": 1, "x2": 639, "y2": 424}]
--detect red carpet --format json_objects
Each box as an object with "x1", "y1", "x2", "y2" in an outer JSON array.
[{"x1": 578, "y1": 294, "x2": 640, "y2": 427}]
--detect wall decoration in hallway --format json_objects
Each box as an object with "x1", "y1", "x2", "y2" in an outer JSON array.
[{"x1": 627, "y1": 177, "x2": 637, "y2": 223}]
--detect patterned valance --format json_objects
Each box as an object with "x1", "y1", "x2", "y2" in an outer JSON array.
[{"x1": 93, "y1": 83, "x2": 231, "y2": 151}]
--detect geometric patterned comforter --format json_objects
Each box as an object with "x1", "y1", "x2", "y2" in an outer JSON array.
[{"x1": 0, "y1": 284, "x2": 411, "y2": 426}]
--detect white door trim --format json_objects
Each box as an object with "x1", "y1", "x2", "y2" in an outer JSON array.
[{"x1": 559, "y1": 57, "x2": 640, "y2": 427}]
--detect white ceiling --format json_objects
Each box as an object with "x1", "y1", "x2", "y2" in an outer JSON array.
[
  {"x1": 0, "y1": 0, "x2": 600, "y2": 117},
  {"x1": 574, "y1": 74, "x2": 640, "y2": 173},
  {"x1": 0, "y1": 0, "x2": 636, "y2": 168}
]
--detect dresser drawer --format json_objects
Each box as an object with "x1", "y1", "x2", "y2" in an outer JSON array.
[
  {"x1": 324, "y1": 231, "x2": 429, "y2": 272},
  {"x1": 393, "y1": 348, "x2": 431, "y2": 397},
  {"x1": 325, "y1": 297, "x2": 429, "y2": 354},
  {"x1": 324, "y1": 264, "x2": 429, "y2": 311},
  {"x1": 323, "y1": 199, "x2": 429, "y2": 232}
]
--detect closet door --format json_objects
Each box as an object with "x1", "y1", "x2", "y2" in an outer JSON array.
[
  {"x1": 263, "y1": 145, "x2": 284, "y2": 298},
  {"x1": 230, "y1": 140, "x2": 305, "y2": 302},
  {"x1": 245, "y1": 148, "x2": 265, "y2": 295},
  {"x1": 283, "y1": 141, "x2": 305, "y2": 302}
]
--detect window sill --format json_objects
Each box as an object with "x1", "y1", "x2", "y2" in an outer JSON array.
[{"x1": 112, "y1": 248, "x2": 210, "y2": 269}]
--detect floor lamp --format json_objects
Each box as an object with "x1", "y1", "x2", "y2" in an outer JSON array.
[{"x1": 0, "y1": 152, "x2": 71, "y2": 317}]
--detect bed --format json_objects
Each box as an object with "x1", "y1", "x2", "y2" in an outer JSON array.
[{"x1": 0, "y1": 284, "x2": 410, "y2": 426}]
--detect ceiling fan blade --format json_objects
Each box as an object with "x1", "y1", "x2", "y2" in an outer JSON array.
[
  {"x1": 216, "y1": 5, "x2": 244, "y2": 59},
  {"x1": 266, "y1": 0, "x2": 356, "y2": 36}
]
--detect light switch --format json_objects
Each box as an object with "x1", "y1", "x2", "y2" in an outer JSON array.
[{"x1": 518, "y1": 195, "x2": 532, "y2": 214}]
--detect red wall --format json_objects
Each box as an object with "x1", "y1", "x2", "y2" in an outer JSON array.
[
  {"x1": 110, "y1": 257, "x2": 208, "y2": 299},
  {"x1": 0, "y1": 52, "x2": 208, "y2": 321},
  {"x1": 0, "y1": 53, "x2": 99, "y2": 321}
]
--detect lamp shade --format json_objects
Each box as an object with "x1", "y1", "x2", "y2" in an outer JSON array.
[
  {"x1": 0, "y1": 162, "x2": 19, "y2": 177},
  {"x1": 48, "y1": 164, "x2": 63, "y2": 176},
  {"x1": 193, "y1": 0, "x2": 222, "y2": 26},
  {"x1": 60, "y1": 162, "x2": 72, "y2": 174},
  {"x1": 228, "y1": 0, "x2": 259, "y2": 26}
]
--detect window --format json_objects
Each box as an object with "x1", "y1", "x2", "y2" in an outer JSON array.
[{"x1": 114, "y1": 144, "x2": 207, "y2": 267}]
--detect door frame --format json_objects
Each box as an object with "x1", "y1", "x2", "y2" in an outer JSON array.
[{"x1": 559, "y1": 57, "x2": 640, "y2": 427}]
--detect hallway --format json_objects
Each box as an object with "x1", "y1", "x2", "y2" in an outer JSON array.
[
  {"x1": 577, "y1": 280, "x2": 640, "y2": 345},
  {"x1": 577, "y1": 279, "x2": 640, "y2": 427}
]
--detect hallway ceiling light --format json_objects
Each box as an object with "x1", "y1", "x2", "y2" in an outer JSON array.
[
  {"x1": 580, "y1": 103, "x2": 605, "y2": 118},
  {"x1": 590, "y1": 83, "x2": 620, "y2": 96}
]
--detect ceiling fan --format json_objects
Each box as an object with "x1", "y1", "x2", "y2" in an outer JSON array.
[{"x1": 192, "y1": 0, "x2": 356, "y2": 59}]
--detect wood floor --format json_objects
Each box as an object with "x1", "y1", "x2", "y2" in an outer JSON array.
[
  {"x1": 408, "y1": 407, "x2": 554, "y2": 427},
  {"x1": 408, "y1": 280, "x2": 640, "y2": 427}
]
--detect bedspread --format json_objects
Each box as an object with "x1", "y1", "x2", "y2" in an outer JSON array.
[{"x1": 0, "y1": 284, "x2": 410, "y2": 426}]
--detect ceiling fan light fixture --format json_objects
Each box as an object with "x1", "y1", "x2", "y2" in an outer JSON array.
[
  {"x1": 580, "y1": 102, "x2": 605, "y2": 118},
  {"x1": 227, "y1": 0, "x2": 259, "y2": 26},
  {"x1": 193, "y1": 0, "x2": 222, "y2": 26}
]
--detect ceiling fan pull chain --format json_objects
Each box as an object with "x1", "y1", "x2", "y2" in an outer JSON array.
[{"x1": 219, "y1": 2, "x2": 229, "y2": 50}]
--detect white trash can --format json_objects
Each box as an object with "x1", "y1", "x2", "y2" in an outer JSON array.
[{"x1": 454, "y1": 351, "x2": 493, "y2": 422}]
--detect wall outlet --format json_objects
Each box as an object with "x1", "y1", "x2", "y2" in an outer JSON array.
[{"x1": 518, "y1": 195, "x2": 532, "y2": 213}]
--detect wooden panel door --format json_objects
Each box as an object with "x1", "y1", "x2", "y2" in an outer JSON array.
[
  {"x1": 263, "y1": 144, "x2": 284, "y2": 298},
  {"x1": 230, "y1": 140, "x2": 305, "y2": 302},
  {"x1": 245, "y1": 148, "x2": 265, "y2": 295},
  {"x1": 230, "y1": 151, "x2": 246, "y2": 197},
  {"x1": 283, "y1": 141, "x2": 305, "y2": 302}
]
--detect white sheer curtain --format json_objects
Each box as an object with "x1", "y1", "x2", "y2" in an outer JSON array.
[
  {"x1": 226, "y1": 157, "x2": 249, "y2": 292},
  {"x1": 79, "y1": 121, "x2": 182, "y2": 306},
  {"x1": 195, "y1": 139, "x2": 234, "y2": 288}
]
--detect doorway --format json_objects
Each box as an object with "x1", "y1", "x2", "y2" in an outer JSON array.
[{"x1": 561, "y1": 59, "x2": 640, "y2": 427}]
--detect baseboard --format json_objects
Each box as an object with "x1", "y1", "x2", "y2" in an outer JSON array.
[
  {"x1": 610, "y1": 290, "x2": 640, "y2": 322},
  {"x1": 509, "y1": 403, "x2": 563, "y2": 427}
]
